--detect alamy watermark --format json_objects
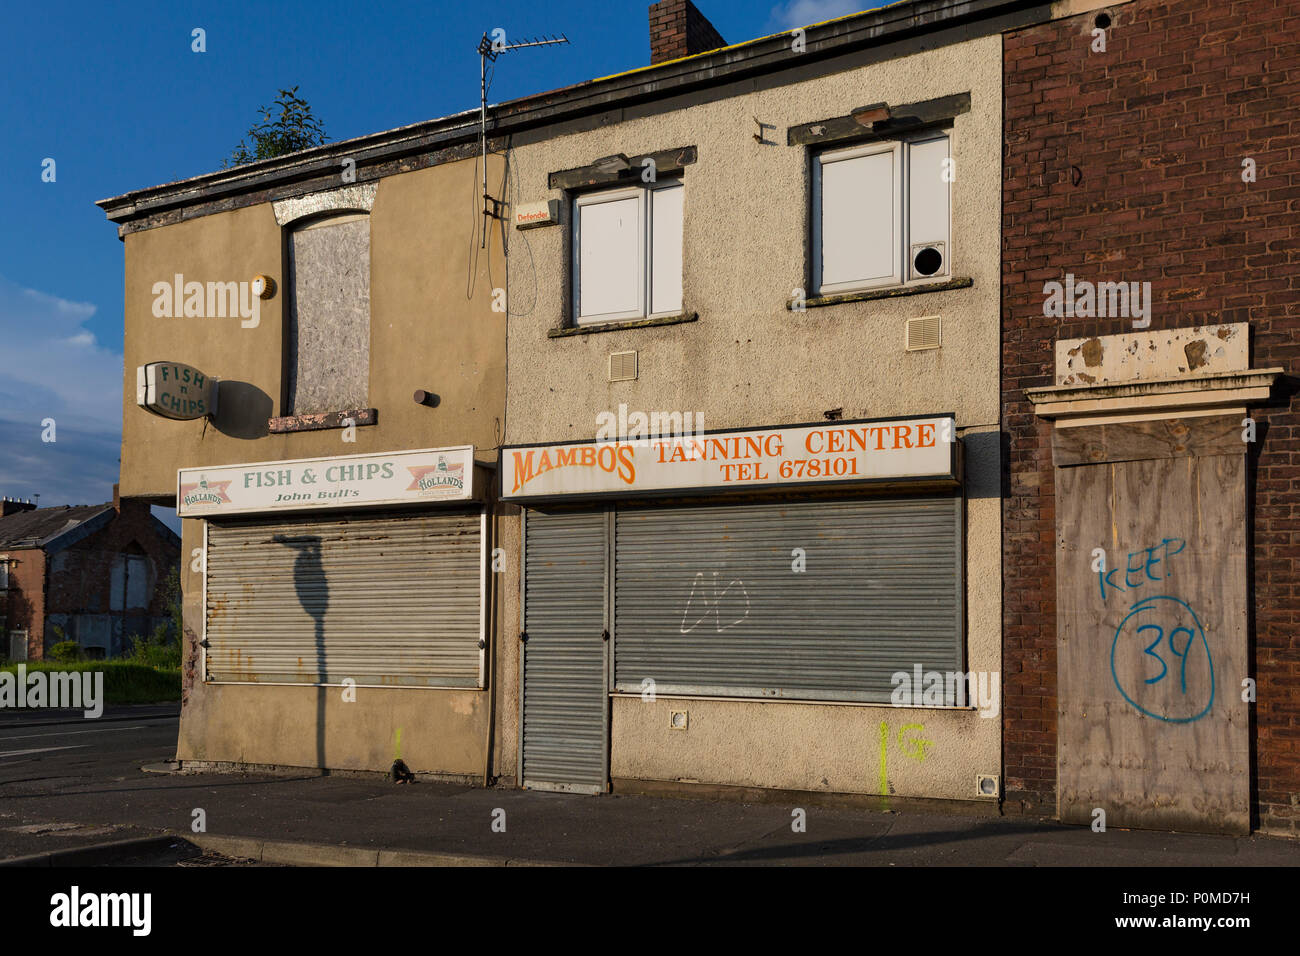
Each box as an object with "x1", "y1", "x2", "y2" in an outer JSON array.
[
  {"x1": 595, "y1": 403, "x2": 705, "y2": 447},
  {"x1": 1042, "y1": 273, "x2": 1152, "y2": 328},
  {"x1": 0, "y1": 665, "x2": 103, "y2": 718},
  {"x1": 151, "y1": 273, "x2": 261, "y2": 328},
  {"x1": 890, "y1": 665, "x2": 1000, "y2": 718}
]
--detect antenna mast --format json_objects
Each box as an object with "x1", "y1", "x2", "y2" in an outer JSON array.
[{"x1": 478, "y1": 31, "x2": 570, "y2": 248}]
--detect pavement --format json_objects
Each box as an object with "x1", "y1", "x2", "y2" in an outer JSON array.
[{"x1": 1, "y1": 706, "x2": 1298, "y2": 866}]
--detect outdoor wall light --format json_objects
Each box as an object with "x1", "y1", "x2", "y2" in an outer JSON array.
[
  {"x1": 251, "y1": 274, "x2": 276, "y2": 299},
  {"x1": 413, "y1": 389, "x2": 440, "y2": 408}
]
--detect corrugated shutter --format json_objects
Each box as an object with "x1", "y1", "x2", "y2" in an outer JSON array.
[
  {"x1": 521, "y1": 510, "x2": 608, "y2": 793},
  {"x1": 205, "y1": 510, "x2": 482, "y2": 687},
  {"x1": 613, "y1": 496, "x2": 962, "y2": 703}
]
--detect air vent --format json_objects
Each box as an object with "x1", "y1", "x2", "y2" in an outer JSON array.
[
  {"x1": 976, "y1": 773, "x2": 1000, "y2": 798},
  {"x1": 608, "y1": 350, "x2": 638, "y2": 382},
  {"x1": 905, "y1": 315, "x2": 941, "y2": 351},
  {"x1": 910, "y1": 240, "x2": 947, "y2": 280}
]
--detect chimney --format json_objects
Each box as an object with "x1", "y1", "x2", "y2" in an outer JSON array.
[
  {"x1": 1, "y1": 496, "x2": 37, "y2": 517},
  {"x1": 649, "y1": 0, "x2": 726, "y2": 65},
  {"x1": 113, "y1": 482, "x2": 121, "y2": 512}
]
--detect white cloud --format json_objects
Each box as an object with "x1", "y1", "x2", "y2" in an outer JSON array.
[
  {"x1": 21, "y1": 286, "x2": 96, "y2": 321},
  {"x1": 0, "y1": 276, "x2": 124, "y2": 505},
  {"x1": 768, "y1": 0, "x2": 864, "y2": 31}
]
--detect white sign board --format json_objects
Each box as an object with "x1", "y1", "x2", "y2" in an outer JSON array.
[
  {"x1": 178, "y1": 446, "x2": 475, "y2": 517},
  {"x1": 515, "y1": 199, "x2": 560, "y2": 229},
  {"x1": 501, "y1": 417, "x2": 956, "y2": 500},
  {"x1": 136, "y1": 362, "x2": 218, "y2": 420}
]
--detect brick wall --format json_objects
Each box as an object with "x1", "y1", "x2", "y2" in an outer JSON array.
[
  {"x1": 45, "y1": 501, "x2": 181, "y2": 658},
  {"x1": 1, "y1": 548, "x2": 46, "y2": 659},
  {"x1": 1002, "y1": 0, "x2": 1300, "y2": 831},
  {"x1": 649, "y1": 0, "x2": 726, "y2": 65},
  {"x1": 46, "y1": 501, "x2": 179, "y2": 618}
]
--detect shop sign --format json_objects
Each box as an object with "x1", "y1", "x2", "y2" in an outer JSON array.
[
  {"x1": 501, "y1": 417, "x2": 956, "y2": 500},
  {"x1": 136, "y1": 362, "x2": 218, "y2": 420},
  {"x1": 178, "y1": 446, "x2": 475, "y2": 517}
]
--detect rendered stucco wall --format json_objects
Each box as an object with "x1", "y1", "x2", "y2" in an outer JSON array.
[
  {"x1": 119, "y1": 156, "x2": 506, "y2": 499},
  {"x1": 124, "y1": 155, "x2": 515, "y2": 775},
  {"x1": 505, "y1": 37, "x2": 1003, "y2": 801}
]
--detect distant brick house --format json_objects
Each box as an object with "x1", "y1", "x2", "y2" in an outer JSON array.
[{"x1": 0, "y1": 487, "x2": 181, "y2": 661}]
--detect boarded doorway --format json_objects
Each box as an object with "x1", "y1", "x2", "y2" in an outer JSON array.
[{"x1": 1054, "y1": 415, "x2": 1249, "y2": 834}]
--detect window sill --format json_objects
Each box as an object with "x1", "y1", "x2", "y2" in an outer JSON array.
[
  {"x1": 268, "y1": 407, "x2": 378, "y2": 433},
  {"x1": 791, "y1": 276, "x2": 973, "y2": 310},
  {"x1": 548, "y1": 312, "x2": 698, "y2": 338}
]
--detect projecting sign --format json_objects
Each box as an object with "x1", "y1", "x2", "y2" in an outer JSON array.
[
  {"x1": 136, "y1": 362, "x2": 218, "y2": 420},
  {"x1": 501, "y1": 416, "x2": 957, "y2": 500},
  {"x1": 178, "y1": 446, "x2": 476, "y2": 517}
]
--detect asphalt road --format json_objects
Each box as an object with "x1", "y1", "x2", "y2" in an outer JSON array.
[
  {"x1": 0, "y1": 707, "x2": 182, "y2": 860},
  {"x1": 2, "y1": 706, "x2": 1298, "y2": 866}
]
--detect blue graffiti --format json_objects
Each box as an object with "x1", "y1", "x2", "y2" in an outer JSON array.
[
  {"x1": 1098, "y1": 537, "x2": 1185, "y2": 602},
  {"x1": 1110, "y1": 595, "x2": 1213, "y2": 723}
]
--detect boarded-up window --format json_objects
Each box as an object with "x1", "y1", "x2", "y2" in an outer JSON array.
[
  {"x1": 110, "y1": 552, "x2": 151, "y2": 610},
  {"x1": 286, "y1": 213, "x2": 371, "y2": 414}
]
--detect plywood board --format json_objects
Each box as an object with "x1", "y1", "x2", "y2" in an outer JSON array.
[
  {"x1": 1053, "y1": 414, "x2": 1243, "y2": 468},
  {"x1": 1056, "y1": 453, "x2": 1249, "y2": 834}
]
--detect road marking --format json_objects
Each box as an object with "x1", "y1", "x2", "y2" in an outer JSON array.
[
  {"x1": 0, "y1": 745, "x2": 89, "y2": 758},
  {"x1": 0, "y1": 725, "x2": 148, "y2": 742}
]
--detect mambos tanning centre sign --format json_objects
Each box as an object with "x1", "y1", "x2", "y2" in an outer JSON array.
[
  {"x1": 178, "y1": 446, "x2": 475, "y2": 517},
  {"x1": 501, "y1": 416, "x2": 957, "y2": 500}
]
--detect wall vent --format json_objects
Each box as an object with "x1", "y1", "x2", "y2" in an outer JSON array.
[
  {"x1": 906, "y1": 315, "x2": 942, "y2": 351},
  {"x1": 609, "y1": 350, "x2": 638, "y2": 382}
]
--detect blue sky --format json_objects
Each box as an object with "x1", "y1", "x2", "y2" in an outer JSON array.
[{"x1": 0, "y1": 0, "x2": 866, "y2": 517}]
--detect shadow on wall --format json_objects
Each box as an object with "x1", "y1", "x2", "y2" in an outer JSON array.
[
  {"x1": 273, "y1": 534, "x2": 327, "y2": 767},
  {"x1": 212, "y1": 381, "x2": 274, "y2": 440}
]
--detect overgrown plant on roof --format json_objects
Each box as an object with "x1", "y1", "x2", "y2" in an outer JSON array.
[{"x1": 224, "y1": 86, "x2": 328, "y2": 168}]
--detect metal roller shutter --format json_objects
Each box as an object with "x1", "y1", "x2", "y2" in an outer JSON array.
[
  {"x1": 521, "y1": 510, "x2": 609, "y2": 793},
  {"x1": 613, "y1": 496, "x2": 963, "y2": 703},
  {"x1": 205, "y1": 510, "x2": 483, "y2": 687}
]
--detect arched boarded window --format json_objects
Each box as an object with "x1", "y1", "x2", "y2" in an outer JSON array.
[{"x1": 285, "y1": 212, "x2": 371, "y2": 414}]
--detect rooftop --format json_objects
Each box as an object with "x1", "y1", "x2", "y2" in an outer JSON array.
[{"x1": 0, "y1": 504, "x2": 114, "y2": 551}]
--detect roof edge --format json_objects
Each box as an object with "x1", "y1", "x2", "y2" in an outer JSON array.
[{"x1": 97, "y1": 0, "x2": 1042, "y2": 226}]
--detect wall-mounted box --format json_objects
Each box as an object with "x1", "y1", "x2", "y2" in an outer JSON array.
[{"x1": 515, "y1": 199, "x2": 561, "y2": 230}]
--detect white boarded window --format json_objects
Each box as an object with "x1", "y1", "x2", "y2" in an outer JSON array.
[
  {"x1": 574, "y1": 182, "x2": 683, "y2": 325},
  {"x1": 814, "y1": 133, "x2": 951, "y2": 295}
]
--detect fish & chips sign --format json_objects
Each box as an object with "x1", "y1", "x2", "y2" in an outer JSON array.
[{"x1": 178, "y1": 446, "x2": 474, "y2": 516}]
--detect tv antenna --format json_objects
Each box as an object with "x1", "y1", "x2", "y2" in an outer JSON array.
[{"x1": 478, "y1": 30, "x2": 570, "y2": 247}]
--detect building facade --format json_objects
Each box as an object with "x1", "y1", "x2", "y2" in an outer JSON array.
[
  {"x1": 500, "y1": 4, "x2": 1007, "y2": 803},
  {"x1": 100, "y1": 144, "x2": 512, "y2": 778},
  {"x1": 97, "y1": 0, "x2": 1297, "y2": 834},
  {"x1": 1001, "y1": 0, "x2": 1300, "y2": 835},
  {"x1": 0, "y1": 490, "x2": 179, "y2": 661}
]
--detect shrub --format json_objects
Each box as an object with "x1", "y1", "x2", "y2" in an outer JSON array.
[
  {"x1": 0, "y1": 660, "x2": 180, "y2": 705},
  {"x1": 50, "y1": 640, "x2": 81, "y2": 664}
]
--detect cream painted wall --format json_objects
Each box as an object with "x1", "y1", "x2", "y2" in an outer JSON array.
[
  {"x1": 120, "y1": 157, "x2": 506, "y2": 499},
  {"x1": 133, "y1": 156, "x2": 517, "y2": 775},
  {"x1": 504, "y1": 36, "x2": 1003, "y2": 801}
]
